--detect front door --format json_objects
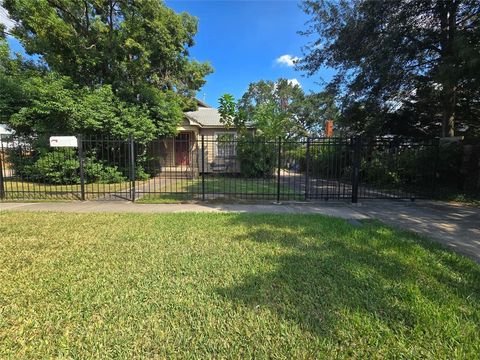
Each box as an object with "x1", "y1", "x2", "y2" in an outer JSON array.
[{"x1": 175, "y1": 133, "x2": 190, "y2": 165}]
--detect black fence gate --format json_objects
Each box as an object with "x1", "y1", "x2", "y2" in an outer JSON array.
[{"x1": 0, "y1": 133, "x2": 439, "y2": 203}]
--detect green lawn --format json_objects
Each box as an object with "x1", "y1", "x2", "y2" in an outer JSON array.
[
  {"x1": 138, "y1": 176, "x2": 301, "y2": 203},
  {"x1": 1, "y1": 212, "x2": 479, "y2": 358},
  {"x1": 3, "y1": 180, "x2": 130, "y2": 200}
]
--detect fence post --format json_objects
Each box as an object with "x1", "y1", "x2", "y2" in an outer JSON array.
[
  {"x1": 0, "y1": 135, "x2": 5, "y2": 200},
  {"x1": 276, "y1": 136, "x2": 282, "y2": 204},
  {"x1": 305, "y1": 137, "x2": 311, "y2": 201},
  {"x1": 432, "y1": 137, "x2": 440, "y2": 199},
  {"x1": 351, "y1": 136, "x2": 361, "y2": 204},
  {"x1": 201, "y1": 135, "x2": 205, "y2": 201},
  {"x1": 77, "y1": 134, "x2": 85, "y2": 201},
  {"x1": 129, "y1": 133, "x2": 136, "y2": 202}
]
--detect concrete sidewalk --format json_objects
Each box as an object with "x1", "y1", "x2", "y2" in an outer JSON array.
[{"x1": 1, "y1": 200, "x2": 479, "y2": 262}]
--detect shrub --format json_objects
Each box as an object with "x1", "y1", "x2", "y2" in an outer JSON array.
[
  {"x1": 135, "y1": 166, "x2": 150, "y2": 181},
  {"x1": 360, "y1": 155, "x2": 401, "y2": 188},
  {"x1": 8, "y1": 148, "x2": 127, "y2": 184},
  {"x1": 7, "y1": 147, "x2": 80, "y2": 184},
  {"x1": 84, "y1": 158, "x2": 126, "y2": 184},
  {"x1": 237, "y1": 134, "x2": 276, "y2": 178},
  {"x1": 33, "y1": 148, "x2": 80, "y2": 184}
]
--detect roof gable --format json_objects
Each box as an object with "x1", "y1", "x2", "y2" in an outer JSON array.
[
  {"x1": 185, "y1": 108, "x2": 224, "y2": 127},
  {"x1": 184, "y1": 99, "x2": 256, "y2": 129}
]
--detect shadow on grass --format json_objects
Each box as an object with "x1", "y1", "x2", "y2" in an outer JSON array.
[{"x1": 215, "y1": 214, "x2": 480, "y2": 344}]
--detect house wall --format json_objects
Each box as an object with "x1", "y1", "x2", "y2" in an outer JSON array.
[
  {"x1": 145, "y1": 125, "x2": 255, "y2": 175},
  {"x1": 145, "y1": 128, "x2": 199, "y2": 176},
  {"x1": 198, "y1": 128, "x2": 241, "y2": 173}
]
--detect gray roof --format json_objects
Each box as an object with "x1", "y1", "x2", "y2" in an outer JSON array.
[
  {"x1": 184, "y1": 107, "x2": 256, "y2": 129},
  {"x1": 185, "y1": 107, "x2": 224, "y2": 127}
]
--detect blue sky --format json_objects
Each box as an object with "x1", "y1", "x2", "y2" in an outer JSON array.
[
  {"x1": 2, "y1": 1, "x2": 334, "y2": 107},
  {"x1": 166, "y1": 0, "x2": 334, "y2": 106}
]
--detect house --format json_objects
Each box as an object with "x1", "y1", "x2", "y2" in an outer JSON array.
[
  {"x1": 150, "y1": 100, "x2": 254, "y2": 176},
  {"x1": 0, "y1": 124, "x2": 12, "y2": 148}
]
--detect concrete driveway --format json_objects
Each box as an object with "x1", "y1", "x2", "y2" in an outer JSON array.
[
  {"x1": 1, "y1": 200, "x2": 479, "y2": 263},
  {"x1": 352, "y1": 201, "x2": 480, "y2": 262}
]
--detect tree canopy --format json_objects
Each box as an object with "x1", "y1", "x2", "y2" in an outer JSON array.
[
  {"x1": 219, "y1": 78, "x2": 336, "y2": 139},
  {"x1": 300, "y1": 0, "x2": 480, "y2": 138},
  {"x1": 1, "y1": 0, "x2": 213, "y2": 139}
]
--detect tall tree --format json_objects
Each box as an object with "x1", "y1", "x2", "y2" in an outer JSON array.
[
  {"x1": 234, "y1": 78, "x2": 328, "y2": 139},
  {"x1": 0, "y1": 38, "x2": 158, "y2": 140},
  {"x1": 3, "y1": 0, "x2": 213, "y2": 136},
  {"x1": 300, "y1": 0, "x2": 480, "y2": 137}
]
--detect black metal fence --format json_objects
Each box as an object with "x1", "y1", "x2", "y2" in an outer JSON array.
[{"x1": 0, "y1": 133, "x2": 440, "y2": 202}]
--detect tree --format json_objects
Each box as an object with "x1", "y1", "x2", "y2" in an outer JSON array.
[
  {"x1": 300, "y1": 0, "x2": 480, "y2": 137},
  {"x1": 219, "y1": 79, "x2": 338, "y2": 139},
  {"x1": 218, "y1": 93, "x2": 240, "y2": 130},
  {"x1": 0, "y1": 38, "x2": 157, "y2": 140},
  {"x1": 232, "y1": 78, "x2": 329, "y2": 139},
  {"x1": 3, "y1": 0, "x2": 213, "y2": 136}
]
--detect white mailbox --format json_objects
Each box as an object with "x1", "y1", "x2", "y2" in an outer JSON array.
[{"x1": 49, "y1": 136, "x2": 78, "y2": 147}]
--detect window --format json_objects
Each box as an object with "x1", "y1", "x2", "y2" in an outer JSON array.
[{"x1": 215, "y1": 132, "x2": 236, "y2": 157}]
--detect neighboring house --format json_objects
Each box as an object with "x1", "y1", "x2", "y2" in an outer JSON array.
[
  {"x1": 0, "y1": 124, "x2": 13, "y2": 177},
  {"x1": 0, "y1": 124, "x2": 13, "y2": 147},
  {"x1": 0, "y1": 124, "x2": 12, "y2": 135},
  {"x1": 151, "y1": 100, "x2": 254, "y2": 175}
]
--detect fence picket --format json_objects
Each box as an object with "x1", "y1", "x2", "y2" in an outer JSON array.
[{"x1": 0, "y1": 133, "x2": 451, "y2": 203}]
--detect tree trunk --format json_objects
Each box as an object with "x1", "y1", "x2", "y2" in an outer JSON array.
[
  {"x1": 442, "y1": 86, "x2": 456, "y2": 137},
  {"x1": 439, "y1": 0, "x2": 458, "y2": 137}
]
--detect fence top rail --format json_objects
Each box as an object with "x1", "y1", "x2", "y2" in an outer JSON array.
[{"x1": 1, "y1": 132, "x2": 442, "y2": 143}]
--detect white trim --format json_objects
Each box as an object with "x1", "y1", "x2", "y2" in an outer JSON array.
[{"x1": 214, "y1": 131, "x2": 237, "y2": 157}]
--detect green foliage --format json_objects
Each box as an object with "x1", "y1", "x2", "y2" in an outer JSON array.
[
  {"x1": 237, "y1": 134, "x2": 277, "y2": 178},
  {"x1": 219, "y1": 78, "x2": 334, "y2": 139},
  {"x1": 308, "y1": 143, "x2": 351, "y2": 180},
  {"x1": 83, "y1": 159, "x2": 126, "y2": 184},
  {"x1": 253, "y1": 102, "x2": 291, "y2": 140},
  {"x1": 1, "y1": 70, "x2": 158, "y2": 141},
  {"x1": 218, "y1": 94, "x2": 238, "y2": 130},
  {"x1": 1, "y1": 1, "x2": 213, "y2": 137},
  {"x1": 360, "y1": 156, "x2": 401, "y2": 188},
  {"x1": 238, "y1": 79, "x2": 315, "y2": 139},
  {"x1": 8, "y1": 147, "x2": 127, "y2": 185},
  {"x1": 33, "y1": 149, "x2": 81, "y2": 185},
  {"x1": 4, "y1": 0, "x2": 213, "y2": 96},
  {"x1": 7, "y1": 148, "x2": 80, "y2": 185},
  {"x1": 300, "y1": 0, "x2": 480, "y2": 137},
  {"x1": 356, "y1": 142, "x2": 464, "y2": 195},
  {"x1": 134, "y1": 166, "x2": 150, "y2": 182}
]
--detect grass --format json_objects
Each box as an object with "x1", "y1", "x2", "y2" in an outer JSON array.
[
  {"x1": 3, "y1": 180, "x2": 131, "y2": 200},
  {"x1": 1, "y1": 212, "x2": 479, "y2": 358},
  {"x1": 137, "y1": 176, "x2": 301, "y2": 203},
  {"x1": 3, "y1": 176, "x2": 300, "y2": 202}
]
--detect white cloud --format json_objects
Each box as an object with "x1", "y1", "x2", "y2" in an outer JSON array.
[
  {"x1": 276, "y1": 54, "x2": 299, "y2": 67},
  {"x1": 287, "y1": 78, "x2": 301, "y2": 88},
  {"x1": 0, "y1": 5, "x2": 15, "y2": 32}
]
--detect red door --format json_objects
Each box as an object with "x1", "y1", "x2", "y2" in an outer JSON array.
[{"x1": 175, "y1": 133, "x2": 190, "y2": 165}]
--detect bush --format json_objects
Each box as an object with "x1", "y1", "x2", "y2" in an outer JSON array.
[
  {"x1": 8, "y1": 147, "x2": 127, "y2": 184},
  {"x1": 7, "y1": 147, "x2": 80, "y2": 185},
  {"x1": 84, "y1": 158, "x2": 126, "y2": 184},
  {"x1": 237, "y1": 134, "x2": 276, "y2": 178},
  {"x1": 135, "y1": 166, "x2": 150, "y2": 181},
  {"x1": 360, "y1": 155, "x2": 401, "y2": 188},
  {"x1": 33, "y1": 148, "x2": 81, "y2": 184}
]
